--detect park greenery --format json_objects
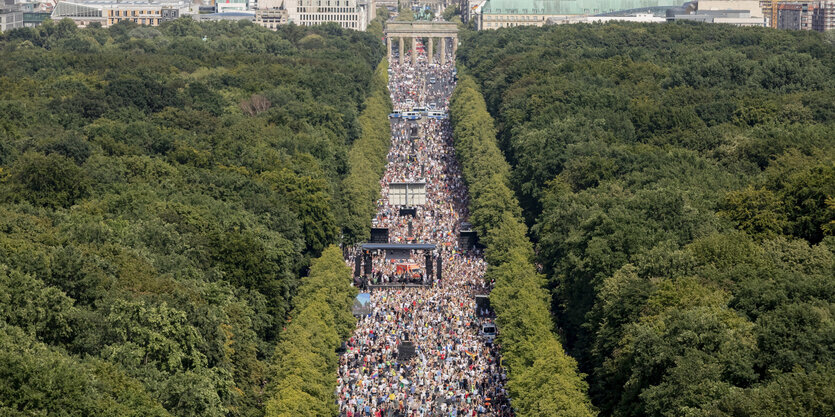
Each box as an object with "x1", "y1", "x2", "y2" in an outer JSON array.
[
  {"x1": 343, "y1": 58, "x2": 393, "y2": 244},
  {"x1": 0, "y1": 18, "x2": 388, "y2": 416},
  {"x1": 458, "y1": 22, "x2": 835, "y2": 416},
  {"x1": 265, "y1": 245, "x2": 357, "y2": 416},
  {"x1": 451, "y1": 77, "x2": 596, "y2": 417}
]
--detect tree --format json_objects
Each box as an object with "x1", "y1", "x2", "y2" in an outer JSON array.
[
  {"x1": 266, "y1": 246, "x2": 355, "y2": 416},
  {"x1": 4, "y1": 151, "x2": 90, "y2": 208},
  {"x1": 720, "y1": 186, "x2": 787, "y2": 239}
]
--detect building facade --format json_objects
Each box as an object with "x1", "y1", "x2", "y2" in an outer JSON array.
[
  {"x1": 285, "y1": 0, "x2": 373, "y2": 30},
  {"x1": 215, "y1": 0, "x2": 247, "y2": 12},
  {"x1": 23, "y1": 11, "x2": 50, "y2": 27},
  {"x1": 812, "y1": 0, "x2": 834, "y2": 30},
  {"x1": 548, "y1": 11, "x2": 665, "y2": 23},
  {"x1": 777, "y1": 2, "x2": 802, "y2": 28},
  {"x1": 254, "y1": 6, "x2": 288, "y2": 28},
  {"x1": 0, "y1": 7, "x2": 23, "y2": 31},
  {"x1": 698, "y1": 0, "x2": 763, "y2": 17},
  {"x1": 106, "y1": 5, "x2": 180, "y2": 26},
  {"x1": 475, "y1": 0, "x2": 678, "y2": 29},
  {"x1": 51, "y1": 0, "x2": 186, "y2": 27}
]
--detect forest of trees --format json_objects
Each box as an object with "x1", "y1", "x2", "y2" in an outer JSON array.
[
  {"x1": 458, "y1": 22, "x2": 834, "y2": 416},
  {"x1": 450, "y1": 77, "x2": 595, "y2": 417},
  {"x1": 0, "y1": 18, "x2": 389, "y2": 416}
]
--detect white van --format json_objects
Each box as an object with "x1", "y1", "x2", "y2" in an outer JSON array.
[{"x1": 482, "y1": 323, "x2": 497, "y2": 344}]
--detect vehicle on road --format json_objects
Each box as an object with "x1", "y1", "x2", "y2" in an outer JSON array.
[
  {"x1": 429, "y1": 77, "x2": 436, "y2": 84},
  {"x1": 482, "y1": 323, "x2": 497, "y2": 344},
  {"x1": 429, "y1": 102, "x2": 437, "y2": 109}
]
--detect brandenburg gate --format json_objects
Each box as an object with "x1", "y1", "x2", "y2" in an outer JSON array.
[{"x1": 384, "y1": 21, "x2": 459, "y2": 66}]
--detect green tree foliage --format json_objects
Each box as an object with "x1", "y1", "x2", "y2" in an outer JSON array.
[
  {"x1": 450, "y1": 76, "x2": 596, "y2": 417},
  {"x1": 396, "y1": 8, "x2": 415, "y2": 21},
  {"x1": 3, "y1": 151, "x2": 91, "y2": 208},
  {"x1": 698, "y1": 366, "x2": 835, "y2": 417},
  {"x1": 366, "y1": 7, "x2": 390, "y2": 40},
  {"x1": 442, "y1": 4, "x2": 461, "y2": 22},
  {"x1": 341, "y1": 59, "x2": 393, "y2": 244},
  {"x1": 0, "y1": 322, "x2": 172, "y2": 417},
  {"x1": 457, "y1": 23, "x2": 835, "y2": 416},
  {"x1": 265, "y1": 245, "x2": 357, "y2": 417},
  {"x1": 0, "y1": 19, "x2": 384, "y2": 417}
]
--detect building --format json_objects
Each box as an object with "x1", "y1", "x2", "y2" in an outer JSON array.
[
  {"x1": 548, "y1": 11, "x2": 666, "y2": 23},
  {"x1": 777, "y1": 2, "x2": 802, "y2": 28},
  {"x1": 662, "y1": 0, "x2": 765, "y2": 25},
  {"x1": 779, "y1": 1, "x2": 818, "y2": 30},
  {"x1": 376, "y1": 0, "x2": 395, "y2": 9},
  {"x1": 461, "y1": 0, "x2": 485, "y2": 23},
  {"x1": 668, "y1": 8, "x2": 766, "y2": 25},
  {"x1": 23, "y1": 11, "x2": 50, "y2": 26},
  {"x1": 0, "y1": 7, "x2": 23, "y2": 31},
  {"x1": 215, "y1": 0, "x2": 247, "y2": 12},
  {"x1": 254, "y1": 6, "x2": 287, "y2": 28},
  {"x1": 284, "y1": 0, "x2": 373, "y2": 30},
  {"x1": 51, "y1": 1, "x2": 105, "y2": 26},
  {"x1": 758, "y1": 1, "x2": 833, "y2": 32},
  {"x1": 197, "y1": 10, "x2": 256, "y2": 20},
  {"x1": 812, "y1": 0, "x2": 834, "y2": 30},
  {"x1": 475, "y1": 0, "x2": 678, "y2": 29},
  {"x1": 51, "y1": 0, "x2": 188, "y2": 27},
  {"x1": 698, "y1": 0, "x2": 763, "y2": 17},
  {"x1": 759, "y1": 0, "x2": 824, "y2": 29}
]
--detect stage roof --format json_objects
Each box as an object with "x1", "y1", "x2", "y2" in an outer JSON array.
[{"x1": 361, "y1": 243, "x2": 436, "y2": 250}]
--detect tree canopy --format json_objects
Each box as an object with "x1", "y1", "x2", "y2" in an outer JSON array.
[
  {"x1": 458, "y1": 22, "x2": 835, "y2": 417},
  {"x1": 451, "y1": 76, "x2": 596, "y2": 417},
  {"x1": 0, "y1": 18, "x2": 385, "y2": 417}
]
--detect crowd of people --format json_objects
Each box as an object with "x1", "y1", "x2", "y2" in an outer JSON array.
[
  {"x1": 338, "y1": 40, "x2": 513, "y2": 417},
  {"x1": 390, "y1": 43, "x2": 456, "y2": 113}
]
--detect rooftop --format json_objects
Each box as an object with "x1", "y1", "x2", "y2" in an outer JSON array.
[
  {"x1": 58, "y1": 0, "x2": 186, "y2": 5},
  {"x1": 361, "y1": 243, "x2": 437, "y2": 250},
  {"x1": 481, "y1": 0, "x2": 678, "y2": 15}
]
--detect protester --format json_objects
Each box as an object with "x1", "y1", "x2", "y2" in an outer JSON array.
[{"x1": 339, "y1": 40, "x2": 512, "y2": 417}]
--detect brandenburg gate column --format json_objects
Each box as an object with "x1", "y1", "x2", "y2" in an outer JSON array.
[
  {"x1": 440, "y1": 37, "x2": 446, "y2": 66},
  {"x1": 428, "y1": 37, "x2": 434, "y2": 65},
  {"x1": 412, "y1": 36, "x2": 417, "y2": 66},
  {"x1": 387, "y1": 36, "x2": 392, "y2": 64},
  {"x1": 398, "y1": 37, "x2": 404, "y2": 66},
  {"x1": 452, "y1": 35, "x2": 458, "y2": 58}
]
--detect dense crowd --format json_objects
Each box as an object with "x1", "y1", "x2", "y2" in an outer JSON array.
[
  {"x1": 390, "y1": 43, "x2": 456, "y2": 112},
  {"x1": 338, "y1": 40, "x2": 512, "y2": 417}
]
